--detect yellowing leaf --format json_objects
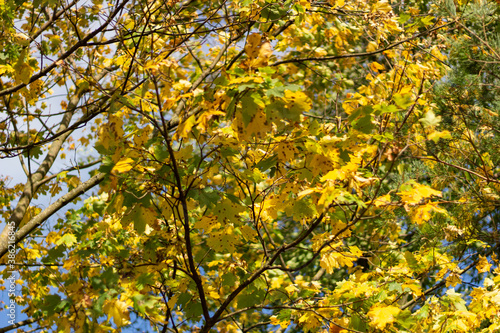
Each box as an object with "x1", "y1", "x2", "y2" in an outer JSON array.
[
  {"x1": 243, "y1": 110, "x2": 271, "y2": 139},
  {"x1": 349, "y1": 245, "x2": 363, "y2": 257},
  {"x1": 431, "y1": 46, "x2": 447, "y2": 62},
  {"x1": 112, "y1": 158, "x2": 135, "y2": 173},
  {"x1": 63, "y1": 256, "x2": 78, "y2": 270},
  {"x1": 197, "y1": 110, "x2": 225, "y2": 133},
  {"x1": 56, "y1": 234, "x2": 77, "y2": 247},
  {"x1": 167, "y1": 295, "x2": 178, "y2": 309},
  {"x1": 212, "y1": 198, "x2": 244, "y2": 223},
  {"x1": 331, "y1": 0, "x2": 345, "y2": 7},
  {"x1": 207, "y1": 229, "x2": 238, "y2": 253},
  {"x1": 121, "y1": 205, "x2": 157, "y2": 234},
  {"x1": 402, "y1": 282, "x2": 422, "y2": 296},
  {"x1": 368, "y1": 305, "x2": 400, "y2": 330},
  {"x1": 257, "y1": 41, "x2": 273, "y2": 62},
  {"x1": 297, "y1": 188, "x2": 320, "y2": 198},
  {"x1": 282, "y1": 90, "x2": 312, "y2": 120},
  {"x1": 67, "y1": 176, "x2": 81, "y2": 189},
  {"x1": 419, "y1": 110, "x2": 442, "y2": 127}
]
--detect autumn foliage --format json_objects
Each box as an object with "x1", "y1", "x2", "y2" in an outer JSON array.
[{"x1": 1, "y1": 0, "x2": 500, "y2": 332}]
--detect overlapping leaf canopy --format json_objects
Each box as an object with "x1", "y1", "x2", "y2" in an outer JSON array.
[{"x1": 1, "y1": 0, "x2": 500, "y2": 332}]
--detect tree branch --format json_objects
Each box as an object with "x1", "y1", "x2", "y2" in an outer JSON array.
[
  {"x1": 270, "y1": 20, "x2": 456, "y2": 66},
  {"x1": 0, "y1": 172, "x2": 106, "y2": 259}
]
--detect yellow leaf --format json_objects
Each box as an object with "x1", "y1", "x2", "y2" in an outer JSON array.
[
  {"x1": 243, "y1": 33, "x2": 272, "y2": 68},
  {"x1": 331, "y1": 0, "x2": 345, "y2": 7},
  {"x1": 477, "y1": 255, "x2": 492, "y2": 273},
  {"x1": 374, "y1": 194, "x2": 391, "y2": 207},
  {"x1": 0, "y1": 65, "x2": 13, "y2": 76},
  {"x1": 45, "y1": 232, "x2": 60, "y2": 245},
  {"x1": 239, "y1": 225, "x2": 255, "y2": 241},
  {"x1": 55, "y1": 233, "x2": 77, "y2": 247},
  {"x1": 369, "y1": 61, "x2": 385, "y2": 72},
  {"x1": 112, "y1": 158, "x2": 134, "y2": 173},
  {"x1": 368, "y1": 305, "x2": 400, "y2": 330},
  {"x1": 366, "y1": 41, "x2": 378, "y2": 52},
  {"x1": 349, "y1": 245, "x2": 363, "y2": 257},
  {"x1": 63, "y1": 256, "x2": 78, "y2": 270},
  {"x1": 194, "y1": 215, "x2": 219, "y2": 232},
  {"x1": 207, "y1": 229, "x2": 238, "y2": 253},
  {"x1": 173, "y1": 115, "x2": 196, "y2": 140},
  {"x1": 282, "y1": 90, "x2": 312, "y2": 118},
  {"x1": 209, "y1": 291, "x2": 221, "y2": 299},
  {"x1": 276, "y1": 141, "x2": 298, "y2": 162},
  {"x1": 427, "y1": 130, "x2": 452, "y2": 143},
  {"x1": 229, "y1": 76, "x2": 264, "y2": 85},
  {"x1": 431, "y1": 46, "x2": 447, "y2": 62},
  {"x1": 285, "y1": 285, "x2": 298, "y2": 295},
  {"x1": 133, "y1": 124, "x2": 153, "y2": 146},
  {"x1": 270, "y1": 315, "x2": 289, "y2": 329},
  {"x1": 410, "y1": 202, "x2": 447, "y2": 224},
  {"x1": 167, "y1": 295, "x2": 178, "y2": 309},
  {"x1": 402, "y1": 282, "x2": 422, "y2": 296},
  {"x1": 14, "y1": 62, "x2": 34, "y2": 85},
  {"x1": 398, "y1": 184, "x2": 441, "y2": 205},
  {"x1": 257, "y1": 41, "x2": 272, "y2": 62},
  {"x1": 298, "y1": 312, "x2": 322, "y2": 331},
  {"x1": 67, "y1": 176, "x2": 81, "y2": 189},
  {"x1": 245, "y1": 33, "x2": 263, "y2": 59},
  {"x1": 320, "y1": 251, "x2": 354, "y2": 273},
  {"x1": 244, "y1": 110, "x2": 271, "y2": 139},
  {"x1": 297, "y1": 188, "x2": 319, "y2": 198},
  {"x1": 103, "y1": 299, "x2": 130, "y2": 327},
  {"x1": 197, "y1": 110, "x2": 225, "y2": 132},
  {"x1": 446, "y1": 272, "x2": 462, "y2": 287}
]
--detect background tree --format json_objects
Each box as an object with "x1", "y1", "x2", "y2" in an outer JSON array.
[{"x1": 0, "y1": 0, "x2": 499, "y2": 332}]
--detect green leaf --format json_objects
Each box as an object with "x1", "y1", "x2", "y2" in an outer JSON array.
[
  {"x1": 398, "y1": 13, "x2": 411, "y2": 24},
  {"x1": 184, "y1": 300, "x2": 204, "y2": 318},
  {"x1": 353, "y1": 115, "x2": 374, "y2": 134},
  {"x1": 121, "y1": 204, "x2": 157, "y2": 234},
  {"x1": 255, "y1": 155, "x2": 278, "y2": 172},
  {"x1": 374, "y1": 103, "x2": 399, "y2": 114}
]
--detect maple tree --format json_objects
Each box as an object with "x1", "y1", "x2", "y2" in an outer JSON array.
[{"x1": 0, "y1": 0, "x2": 500, "y2": 332}]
